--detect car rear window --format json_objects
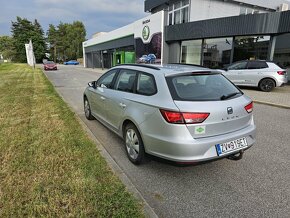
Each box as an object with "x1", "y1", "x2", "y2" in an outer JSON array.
[{"x1": 166, "y1": 73, "x2": 242, "y2": 101}]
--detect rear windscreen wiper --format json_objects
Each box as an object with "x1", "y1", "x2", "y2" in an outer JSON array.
[{"x1": 220, "y1": 92, "x2": 240, "y2": 100}]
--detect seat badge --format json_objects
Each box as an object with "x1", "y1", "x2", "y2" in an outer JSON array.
[
  {"x1": 227, "y1": 107, "x2": 233, "y2": 115},
  {"x1": 195, "y1": 126, "x2": 206, "y2": 135}
]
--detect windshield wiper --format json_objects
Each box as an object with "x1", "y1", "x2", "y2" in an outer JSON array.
[{"x1": 220, "y1": 92, "x2": 240, "y2": 100}]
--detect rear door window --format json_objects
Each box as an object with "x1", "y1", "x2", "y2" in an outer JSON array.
[
  {"x1": 166, "y1": 73, "x2": 242, "y2": 101},
  {"x1": 247, "y1": 61, "x2": 268, "y2": 69},
  {"x1": 228, "y1": 61, "x2": 247, "y2": 70},
  {"x1": 136, "y1": 73, "x2": 157, "y2": 96},
  {"x1": 115, "y1": 69, "x2": 137, "y2": 93}
]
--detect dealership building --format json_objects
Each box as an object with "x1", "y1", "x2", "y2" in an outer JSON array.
[{"x1": 83, "y1": 0, "x2": 290, "y2": 69}]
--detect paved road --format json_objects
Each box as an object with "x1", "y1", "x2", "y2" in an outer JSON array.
[{"x1": 45, "y1": 65, "x2": 290, "y2": 218}]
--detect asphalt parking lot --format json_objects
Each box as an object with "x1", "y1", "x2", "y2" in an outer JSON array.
[{"x1": 44, "y1": 65, "x2": 290, "y2": 218}]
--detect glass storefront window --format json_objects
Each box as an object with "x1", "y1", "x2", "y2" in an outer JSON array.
[
  {"x1": 174, "y1": 2, "x2": 182, "y2": 9},
  {"x1": 181, "y1": 7, "x2": 189, "y2": 23},
  {"x1": 203, "y1": 37, "x2": 233, "y2": 68},
  {"x1": 273, "y1": 33, "x2": 290, "y2": 68},
  {"x1": 174, "y1": 10, "x2": 181, "y2": 24},
  {"x1": 181, "y1": 40, "x2": 202, "y2": 65},
  {"x1": 168, "y1": 0, "x2": 189, "y2": 25},
  {"x1": 169, "y1": 13, "x2": 173, "y2": 25},
  {"x1": 233, "y1": 36, "x2": 270, "y2": 62}
]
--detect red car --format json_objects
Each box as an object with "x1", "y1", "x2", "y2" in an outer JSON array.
[{"x1": 44, "y1": 61, "x2": 57, "y2": 70}]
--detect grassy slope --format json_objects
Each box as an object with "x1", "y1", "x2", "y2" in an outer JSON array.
[{"x1": 0, "y1": 63, "x2": 143, "y2": 217}]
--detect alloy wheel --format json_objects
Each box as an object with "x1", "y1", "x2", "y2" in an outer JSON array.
[{"x1": 125, "y1": 128, "x2": 140, "y2": 160}]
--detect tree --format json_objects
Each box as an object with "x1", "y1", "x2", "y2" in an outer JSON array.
[
  {"x1": 32, "y1": 19, "x2": 46, "y2": 63},
  {"x1": 11, "y1": 17, "x2": 46, "y2": 63},
  {"x1": 0, "y1": 36, "x2": 15, "y2": 60},
  {"x1": 47, "y1": 24, "x2": 58, "y2": 62},
  {"x1": 47, "y1": 21, "x2": 86, "y2": 62}
]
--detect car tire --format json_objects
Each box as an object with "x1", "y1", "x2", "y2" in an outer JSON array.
[
  {"x1": 84, "y1": 97, "x2": 95, "y2": 120},
  {"x1": 259, "y1": 78, "x2": 275, "y2": 92},
  {"x1": 124, "y1": 123, "x2": 145, "y2": 165}
]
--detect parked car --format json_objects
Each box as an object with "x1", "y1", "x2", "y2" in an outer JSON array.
[
  {"x1": 44, "y1": 61, "x2": 57, "y2": 70},
  {"x1": 138, "y1": 54, "x2": 156, "y2": 64},
  {"x1": 222, "y1": 60, "x2": 288, "y2": 92},
  {"x1": 146, "y1": 54, "x2": 156, "y2": 64},
  {"x1": 138, "y1": 55, "x2": 148, "y2": 63},
  {"x1": 83, "y1": 64, "x2": 256, "y2": 165},
  {"x1": 64, "y1": 60, "x2": 79, "y2": 65}
]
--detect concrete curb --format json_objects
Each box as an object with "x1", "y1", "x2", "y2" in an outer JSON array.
[
  {"x1": 42, "y1": 68, "x2": 158, "y2": 218},
  {"x1": 253, "y1": 100, "x2": 290, "y2": 109},
  {"x1": 76, "y1": 116, "x2": 158, "y2": 218}
]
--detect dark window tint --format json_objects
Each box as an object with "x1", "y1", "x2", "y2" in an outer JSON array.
[
  {"x1": 115, "y1": 69, "x2": 137, "y2": 93},
  {"x1": 96, "y1": 69, "x2": 117, "y2": 89},
  {"x1": 228, "y1": 61, "x2": 247, "y2": 70},
  {"x1": 247, "y1": 61, "x2": 268, "y2": 69},
  {"x1": 137, "y1": 73, "x2": 157, "y2": 96},
  {"x1": 166, "y1": 74, "x2": 242, "y2": 101}
]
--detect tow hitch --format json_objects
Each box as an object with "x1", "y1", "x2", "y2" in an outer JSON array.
[{"x1": 227, "y1": 150, "x2": 244, "y2": 161}]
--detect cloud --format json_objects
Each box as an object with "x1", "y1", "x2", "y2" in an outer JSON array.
[{"x1": 0, "y1": 0, "x2": 147, "y2": 37}]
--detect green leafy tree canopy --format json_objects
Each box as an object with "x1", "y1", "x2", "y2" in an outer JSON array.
[
  {"x1": 47, "y1": 21, "x2": 86, "y2": 62},
  {"x1": 11, "y1": 16, "x2": 46, "y2": 63}
]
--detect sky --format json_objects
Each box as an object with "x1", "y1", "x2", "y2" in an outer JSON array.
[{"x1": 0, "y1": 0, "x2": 148, "y2": 39}]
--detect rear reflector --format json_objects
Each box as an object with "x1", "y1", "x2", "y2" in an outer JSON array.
[
  {"x1": 277, "y1": 71, "x2": 286, "y2": 75},
  {"x1": 245, "y1": 102, "x2": 253, "y2": 113},
  {"x1": 160, "y1": 109, "x2": 209, "y2": 124}
]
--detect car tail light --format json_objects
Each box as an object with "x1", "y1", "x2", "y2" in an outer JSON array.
[
  {"x1": 277, "y1": 71, "x2": 286, "y2": 75},
  {"x1": 160, "y1": 110, "x2": 209, "y2": 124},
  {"x1": 245, "y1": 102, "x2": 253, "y2": 113}
]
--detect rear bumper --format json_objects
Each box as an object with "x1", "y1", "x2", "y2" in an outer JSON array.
[
  {"x1": 143, "y1": 123, "x2": 256, "y2": 163},
  {"x1": 44, "y1": 67, "x2": 57, "y2": 70},
  {"x1": 276, "y1": 77, "x2": 288, "y2": 87}
]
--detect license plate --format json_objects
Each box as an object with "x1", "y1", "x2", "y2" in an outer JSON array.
[{"x1": 216, "y1": 137, "x2": 247, "y2": 156}]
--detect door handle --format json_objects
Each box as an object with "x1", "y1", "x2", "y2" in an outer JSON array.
[
  {"x1": 100, "y1": 96, "x2": 106, "y2": 100},
  {"x1": 119, "y1": 103, "x2": 126, "y2": 108}
]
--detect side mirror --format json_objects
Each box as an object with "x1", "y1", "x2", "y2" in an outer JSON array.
[{"x1": 88, "y1": 81, "x2": 96, "y2": 89}]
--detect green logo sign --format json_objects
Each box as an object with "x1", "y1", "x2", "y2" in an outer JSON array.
[
  {"x1": 142, "y1": 26, "x2": 150, "y2": 40},
  {"x1": 196, "y1": 127, "x2": 204, "y2": 133}
]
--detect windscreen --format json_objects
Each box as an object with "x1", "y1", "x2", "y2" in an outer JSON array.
[{"x1": 166, "y1": 73, "x2": 242, "y2": 101}]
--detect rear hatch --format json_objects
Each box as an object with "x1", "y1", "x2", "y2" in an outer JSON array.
[{"x1": 165, "y1": 72, "x2": 253, "y2": 138}]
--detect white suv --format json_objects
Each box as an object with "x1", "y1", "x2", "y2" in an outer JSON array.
[{"x1": 223, "y1": 60, "x2": 288, "y2": 92}]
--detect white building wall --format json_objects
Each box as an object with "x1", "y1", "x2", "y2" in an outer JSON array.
[{"x1": 189, "y1": 0, "x2": 268, "y2": 22}]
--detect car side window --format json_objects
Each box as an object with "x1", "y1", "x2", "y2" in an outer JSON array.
[
  {"x1": 137, "y1": 73, "x2": 157, "y2": 96},
  {"x1": 228, "y1": 62, "x2": 247, "y2": 70},
  {"x1": 247, "y1": 61, "x2": 268, "y2": 69},
  {"x1": 115, "y1": 69, "x2": 137, "y2": 93},
  {"x1": 96, "y1": 70, "x2": 118, "y2": 89}
]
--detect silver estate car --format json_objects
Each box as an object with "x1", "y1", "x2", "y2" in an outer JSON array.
[
  {"x1": 83, "y1": 64, "x2": 256, "y2": 165},
  {"x1": 223, "y1": 60, "x2": 288, "y2": 92}
]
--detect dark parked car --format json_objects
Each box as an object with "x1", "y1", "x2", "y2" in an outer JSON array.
[
  {"x1": 64, "y1": 60, "x2": 79, "y2": 65},
  {"x1": 44, "y1": 61, "x2": 57, "y2": 70}
]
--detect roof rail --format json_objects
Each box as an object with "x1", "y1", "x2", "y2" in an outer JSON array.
[
  {"x1": 116, "y1": 64, "x2": 160, "y2": 70},
  {"x1": 168, "y1": 63, "x2": 206, "y2": 68}
]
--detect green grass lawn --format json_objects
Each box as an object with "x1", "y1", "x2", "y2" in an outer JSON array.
[{"x1": 0, "y1": 63, "x2": 144, "y2": 217}]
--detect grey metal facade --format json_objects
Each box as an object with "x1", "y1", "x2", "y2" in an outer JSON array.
[
  {"x1": 84, "y1": 35, "x2": 134, "y2": 53},
  {"x1": 144, "y1": 0, "x2": 168, "y2": 12},
  {"x1": 165, "y1": 10, "x2": 290, "y2": 42}
]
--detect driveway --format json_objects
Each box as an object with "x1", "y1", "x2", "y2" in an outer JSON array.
[{"x1": 45, "y1": 65, "x2": 290, "y2": 218}]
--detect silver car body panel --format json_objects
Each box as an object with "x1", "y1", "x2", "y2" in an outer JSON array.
[{"x1": 84, "y1": 64, "x2": 256, "y2": 163}]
